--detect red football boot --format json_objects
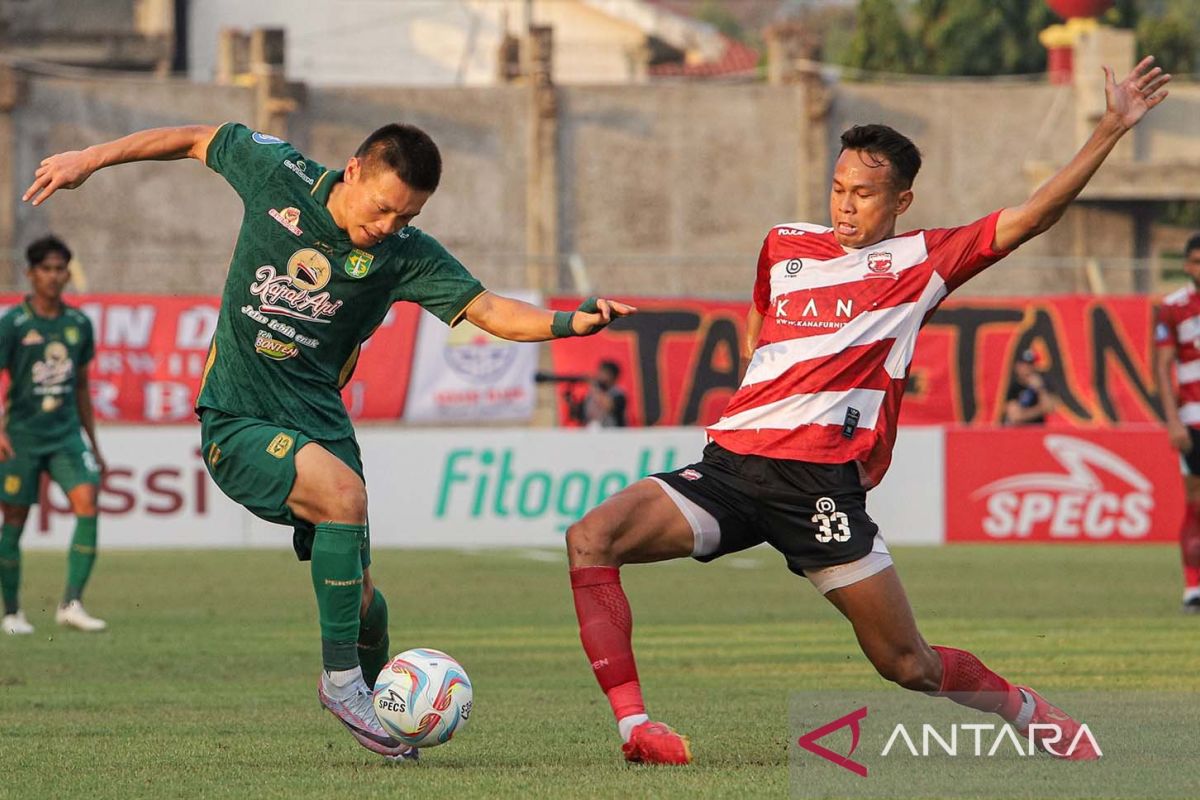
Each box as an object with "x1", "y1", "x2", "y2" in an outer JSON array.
[
  {"x1": 622, "y1": 721, "x2": 693, "y2": 765},
  {"x1": 1016, "y1": 687, "x2": 1101, "y2": 761}
]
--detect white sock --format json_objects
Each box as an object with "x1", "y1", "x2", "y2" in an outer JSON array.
[
  {"x1": 325, "y1": 665, "x2": 363, "y2": 689},
  {"x1": 1013, "y1": 688, "x2": 1036, "y2": 730},
  {"x1": 618, "y1": 713, "x2": 649, "y2": 743},
  {"x1": 1184, "y1": 587, "x2": 1200, "y2": 602}
]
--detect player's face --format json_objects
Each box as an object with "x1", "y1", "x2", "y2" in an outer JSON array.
[
  {"x1": 340, "y1": 158, "x2": 433, "y2": 249},
  {"x1": 829, "y1": 149, "x2": 913, "y2": 249},
  {"x1": 1185, "y1": 248, "x2": 1200, "y2": 286},
  {"x1": 27, "y1": 252, "x2": 70, "y2": 302}
]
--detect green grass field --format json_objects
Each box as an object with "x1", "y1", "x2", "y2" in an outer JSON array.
[{"x1": 1, "y1": 544, "x2": 1196, "y2": 799}]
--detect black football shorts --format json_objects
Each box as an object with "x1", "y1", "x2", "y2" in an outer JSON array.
[{"x1": 653, "y1": 441, "x2": 879, "y2": 576}]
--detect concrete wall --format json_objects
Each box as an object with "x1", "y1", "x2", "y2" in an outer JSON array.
[
  {"x1": 556, "y1": 83, "x2": 804, "y2": 296},
  {"x1": 10, "y1": 75, "x2": 253, "y2": 294},
  {"x1": 6, "y1": 70, "x2": 1195, "y2": 297},
  {"x1": 295, "y1": 86, "x2": 531, "y2": 291}
]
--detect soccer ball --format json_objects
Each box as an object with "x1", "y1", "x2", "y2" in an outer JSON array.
[{"x1": 372, "y1": 648, "x2": 473, "y2": 748}]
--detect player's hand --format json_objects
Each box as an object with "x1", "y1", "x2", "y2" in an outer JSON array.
[
  {"x1": 92, "y1": 450, "x2": 108, "y2": 476},
  {"x1": 1103, "y1": 56, "x2": 1170, "y2": 131},
  {"x1": 1168, "y1": 422, "x2": 1192, "y2": 454},
  {"x1": 570, "y1": 298, "x2": 637, "y2": 336},
  {"x1": 22, "y1": 149, "x2": 99, "y2": 206},
  {"x1": 0, "y1": 434, "x2": 13, "y2": 461}
]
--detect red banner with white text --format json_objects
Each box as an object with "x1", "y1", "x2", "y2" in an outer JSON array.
[
  {"x1": 944, "y1": 427, "x2": 1182, "y2": 543},
  {"x1": 548, "y1": 295, "x2": 1167, "y2": 427},
  {"x1": 0, "y1": 294, "x2": 420, "y2": 423}
]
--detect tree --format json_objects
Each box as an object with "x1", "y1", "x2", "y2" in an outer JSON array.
[
  {"x1": 842, "y1": 0, "x2": 917, "y2": 74},
  {"x1": 1136, "y1": 1, "x2": 1199, "y2": 76},
  {"x1": 695, "y1": 0, "x2": 746, "y2": 42},
  {"x1": 912, "y1": 0, "x2": 1056, "y2": 75}
]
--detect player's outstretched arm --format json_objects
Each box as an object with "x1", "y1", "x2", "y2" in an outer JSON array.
[
  {"x1": 993, "y1": 56, "x2": 1170, "y2": 252},
  {"x1": 75, "y1": 371, "x2": 106, "y2": 474},
  {"x1": 22, "y1": 125, "x2": 219, "y2": 206},
  {"x1": 1155, "y1": 344, "x2": 1192, "y2": 453},
  {"x1": 464, "y1": 292, "x2": 636, "y2": 342}
]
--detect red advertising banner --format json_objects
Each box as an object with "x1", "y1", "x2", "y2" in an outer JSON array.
[
  {"x1": 0, "y1": 294, "x2": 420, "y2": 423},
  {"x1": 548, "y1": 297, "x2": 748, "y2": 427},
  {"x1": 906, "y1": 295, "x2": 1161, "y2": 426},
  {"x1": 944, "y1": 427, "x2": 1182, "y2": 543},
  {"x1": 549, "y1": 294, "x2": 1166, "y2": 428}
]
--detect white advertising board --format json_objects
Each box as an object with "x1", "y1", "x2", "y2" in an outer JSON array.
[{"x1": 23, "y1": 426, "x2": 945, "y2": 550}]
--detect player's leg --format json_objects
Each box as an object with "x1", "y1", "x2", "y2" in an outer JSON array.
[
  {"x1": 357, "y1": 565, "x2": 390, "y2": 687},
  {"x1": 53, "y1": 482, "x2": 106, "y2": 630},
  {"x1": 0, "y1": 450, "x2": 42, "y2": 635},
  {"x1": 288, "y1": 442, "x2": 369, "y2": 676},
  {"x1": 199, "y1": 412, "x2": 411, "y2": 758},
  {"x1": 820, "y1": 563, "x2": 1098, "y2": 759},
  {"x1": 565, "y1": 476, "x2": 723, "y2": 764},
  {"x1": 1178, "y1": 433, "x2": 1200, "y2": 612},
  {"x1": 46, "y1": 444, "x2": 105, "y2": 631},
  {"x1": 288, "y1": 442, "x2": 413, "y2": 759},
  {"x1": 0, "y1": 503, "x2": 33, "y2": 634}
]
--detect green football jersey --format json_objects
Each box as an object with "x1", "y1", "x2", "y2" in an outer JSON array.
[
  {"x1": 199, "y1": 123, "x2": 486, "y2": 440},
  {"x1": 0, "y1": 300, "x2": 95, "y2": 452}
]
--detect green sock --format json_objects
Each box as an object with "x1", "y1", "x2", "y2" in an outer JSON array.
[
  {"x1": 358, "y1": 588, "x2": 390, "y2": 687},
  {"x1": 64, "y1": 516, "x2": 99, "y2": 604},
  {"x1": 311, "y1": 522, "x2": 365, "y2": 671},
  {"x1": 0, "y1": 521, "x2": 25, "y2": 615}
]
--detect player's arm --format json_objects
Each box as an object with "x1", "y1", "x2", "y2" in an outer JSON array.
[
  {"x1": 1155, "y1": 343, "x2": 1191, "y2": 453},
  {"x1": 464, "y1": 292, "x2": 636, "y2": 342},
  {"x1": 23, "y1": 125, "x2": 219, "y2": 206},
  {"x1": 993, "y1": 57, "x2": 1169, "y2": 252},
  {"x1": 744, "y1": 307, "x2": 764, "y2": 360},
  {"x1": 0, "y1": 408, "x2": 11, "y2": 461},
  {"x1": 0, "y1": 325, "x2": 13, "y2": 460},
  {"x1": 75, "y1": 371, "x2": 105, "y2": 473}
]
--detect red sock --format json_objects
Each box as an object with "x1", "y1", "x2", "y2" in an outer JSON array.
[
  {"x1": 932, "y1": 646, "x2": 1024, "y2": 722},
  {"x1": 1181, "y1": 503, "x2": 1200, "y2": 588},
  {"x1": 1185, "y1": 566, "x2": 1200, "y2": 590},
  {"x1": 570, "y1": 566, "x2": 645, "y2": 722}
]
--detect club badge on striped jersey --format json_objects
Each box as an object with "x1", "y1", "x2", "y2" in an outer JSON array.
[{"x1": 865, "y1": 251, "x2": 897, "y2": 280}]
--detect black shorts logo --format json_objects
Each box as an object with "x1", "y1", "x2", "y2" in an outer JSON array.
[{"x1": 812, "y1": 497, "x2": 852, "y2": 543}]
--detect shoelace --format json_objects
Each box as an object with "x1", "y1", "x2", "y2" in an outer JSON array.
[{"x1": 342, "y1": 685, "x2": 387, "y2": 733}]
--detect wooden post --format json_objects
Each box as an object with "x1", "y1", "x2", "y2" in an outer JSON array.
[
  {"x1": 249, "y1": 28, "x2": 296, "y2": 139},
  {"x1": 0, "y1": 65, "x2": 25, "y2": 288},
  {"x1": 524, "y1": 24, "x2": 558, "y2": 292},
  {"x1": 765, "y1": 22, "x2": 830, "y2": 224}
]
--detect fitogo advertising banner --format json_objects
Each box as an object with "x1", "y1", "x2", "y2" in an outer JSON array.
[
  {"x1": 548, "y1": 295, "x2": 1167, "y2": 427},
  {"x1": 0, "y1": 294, "x2": 421, "y2": 422}
]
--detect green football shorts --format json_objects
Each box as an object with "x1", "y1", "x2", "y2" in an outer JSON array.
[
  {"x1": 198, "y1": 408, "x2": 370, "y2": 568},
  {"x1": 0, "y1": 433, "x2": 100, "y2": 506}
]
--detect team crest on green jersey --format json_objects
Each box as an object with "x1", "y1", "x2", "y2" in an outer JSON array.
[
  {"x1": 65, "y1": 326, "x2": 79, "y2": 345},
  {"x1": 344, "y1": 249, "x2": 374, "y2": 279}
]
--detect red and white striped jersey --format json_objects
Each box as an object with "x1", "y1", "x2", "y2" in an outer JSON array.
[
  {"x1": 1154, "y1": 284, "x2": 1200, "y2": 429},
  {"x1": 708, "y1": 211, "x2": 1010, "y2": 488}
]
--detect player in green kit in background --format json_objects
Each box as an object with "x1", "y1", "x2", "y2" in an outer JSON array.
[
  {"x1": 0, "y1": 236, "x2": 106, "y2": 635},
  {"x1": 24, "y1": 121, "x2": 634, "y2": 758}
]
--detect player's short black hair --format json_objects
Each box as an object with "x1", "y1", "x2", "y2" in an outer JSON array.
[
  {"x1": 1186, "y1": 233, "x2": 1200, "y2": 256},
  {"x1": 839, "y1": 124, "x2": 922, "y2": 191},
  {"x1": 26, "y1": 235, "x2": 72, "y2": 268},
  {"x1": 354, "y1": 123, "x2": 442, "y2": 193},
  {"x1": 598, "y1": 360, "x2": 621, "y2": 379}
]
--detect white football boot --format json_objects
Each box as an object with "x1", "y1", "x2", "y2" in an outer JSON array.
[
  {"x1": 2, "y1": 610, "x2": 34, "y2": 635},
  {"x1": 318, "y1": 667, "x2": 419, "y2": 761},
  {"x1": 55, "y1": 600, "x2": 107, "y2": 631}
]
